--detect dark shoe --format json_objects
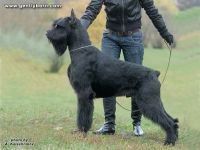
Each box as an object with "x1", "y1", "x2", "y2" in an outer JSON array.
[{"x1": 93, "y1": 123, "x2": 115, "y2": 135}]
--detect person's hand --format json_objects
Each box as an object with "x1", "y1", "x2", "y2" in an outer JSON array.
[{"x1": 162, "y1": 32, "x2": 174, "y2": 45}]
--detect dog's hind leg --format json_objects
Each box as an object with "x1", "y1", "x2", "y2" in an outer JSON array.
[
  {"x1": 163, "y1": 109, "x2": 179, "y2": 124},
  {"x1": 76, "y1": 86, "x2": 95, "y2": 133},
  {"x1": 158, "y1": 100, "x2": 179, "y2": 132},
  {"x1": 135, "y1": 79, "x2": 177, "y2": 145},
  {"x1": 163, "y1": 107, "x2": 179, "y2": 139}
]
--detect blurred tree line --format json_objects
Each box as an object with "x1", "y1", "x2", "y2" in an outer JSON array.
[
  {"x1": 176, "y1": 0, "x2": 200, "y2": 10},
  {"x1": 1, "y1": 0, "x2": 196, "y2": 72}
]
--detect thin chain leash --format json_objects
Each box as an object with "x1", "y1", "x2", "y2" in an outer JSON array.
[
  {"x1": 161, "y1": 40, "x2": 173, "y2": 86},
  {"x1": 70, "y1": 45, "x2": 93, "y2": 53}
]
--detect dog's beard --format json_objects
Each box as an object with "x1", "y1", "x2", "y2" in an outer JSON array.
[{"x1": 50, "y1": 39, "x2": 67, "y2": 56}]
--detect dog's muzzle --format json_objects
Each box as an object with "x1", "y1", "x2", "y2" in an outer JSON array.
[{"x1": 46, "y1": 30, "x2": 51, "y2": 39}]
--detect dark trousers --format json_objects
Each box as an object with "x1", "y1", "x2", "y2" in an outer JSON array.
[
  {"x1": 103, "y1": 97, "x2": 142, "y2": 125},
  {"x1": 101, "y1": 29, "x2": 144, "y2": 125}
]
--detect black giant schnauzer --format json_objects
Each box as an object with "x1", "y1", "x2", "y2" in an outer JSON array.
[{"x1": 46, "y1": 9, "x2": 179, "y2": 145}]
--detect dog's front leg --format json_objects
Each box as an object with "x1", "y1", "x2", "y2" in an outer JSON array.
[{"x1": 77, "y1": 87, "x2": 94, "y2": 133}]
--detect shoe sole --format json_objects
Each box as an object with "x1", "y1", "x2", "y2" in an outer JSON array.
[{"x1": 134, "y1": 134, "x2": 143, "y2": 136}]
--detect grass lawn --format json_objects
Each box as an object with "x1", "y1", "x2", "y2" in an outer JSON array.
[{"x1": 0, "y1": 45, "x2": 200, "y2": 149}]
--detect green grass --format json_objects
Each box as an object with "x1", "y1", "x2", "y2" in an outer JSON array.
[
  {"x1": 171, "y1": 7, "x2": 200, "y2": 36},
  {"x1": 174, "y1": 7, "x2": 200, "y2": 23},
  {"x1": 171, "y1": 8, "x2": 200, "y2": 51},
  {"x1": 1, "y1": 45, "x2": 200, "y2": 149},
  {"x1": 0, "y1": 29, "x2": 54, "y2": 61}
]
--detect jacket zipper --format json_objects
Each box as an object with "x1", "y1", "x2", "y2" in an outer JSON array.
[{"x1": 122, "y1": 0, "x2": 125, "y2": 32}]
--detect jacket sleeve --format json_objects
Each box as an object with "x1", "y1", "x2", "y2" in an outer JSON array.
[
  {"x1": 80, "y1": 0, "x2": 104, "y2": 29},
  {"x1": 140, "y1": 0, "x2": 169, "y2": 37}
]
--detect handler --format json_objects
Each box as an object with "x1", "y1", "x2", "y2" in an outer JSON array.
[{"x1": 80, "y1": 0, "x2": 174, "y2": 136}]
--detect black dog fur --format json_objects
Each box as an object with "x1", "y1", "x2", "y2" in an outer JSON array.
[{"x1": 46, "y1": 9, "x2": 179, "y2": 145}]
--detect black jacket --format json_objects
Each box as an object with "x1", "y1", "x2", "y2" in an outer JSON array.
[{"x1": 81, "y1": 0, "x2": 169, "y2": 37}]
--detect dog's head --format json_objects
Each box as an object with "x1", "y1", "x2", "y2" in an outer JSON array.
[{"x1": 46, "y1": 9, "x2": 78, "y2": 56}]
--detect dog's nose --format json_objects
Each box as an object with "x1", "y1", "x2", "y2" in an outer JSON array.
[
  {"x1": 46, "y1": 30, "x2": 50, "y2": 37},
  {"x1": 46, "y1": 31, "x2": 49, "y2": 36}
]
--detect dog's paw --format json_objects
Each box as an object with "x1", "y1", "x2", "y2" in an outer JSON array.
[
  {"x1": 164, "y1": 140, "x2": 175, "y2": 146},
  {"x1": 71, "y1": 129, "x2": 87, "y2": 137},
  {"x1": 164, "y1": 134, "x2": 177, "y2": 146},
  {"x1": 164, "y1": 138, "x2": 176, "y2": 146},
  {"x1": 71, "y1": 128, "x2": 81, "y2": 134}
]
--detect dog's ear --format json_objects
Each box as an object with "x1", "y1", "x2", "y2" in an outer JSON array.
[
  {"x1": 71, "y1": 8, "x2": 76, "y2": 19},
  {"x1": 69, "y1": 9, "x2": 77, "y2": 28}
]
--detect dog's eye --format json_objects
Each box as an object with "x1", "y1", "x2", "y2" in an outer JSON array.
[{"x1": 54, "y1": 24, "x2": 58, "y2": 28}]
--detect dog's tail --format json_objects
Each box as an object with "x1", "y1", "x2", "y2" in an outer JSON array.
[{"x1": 155, "y1": 70, "x2": 160, "y2": 77}]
